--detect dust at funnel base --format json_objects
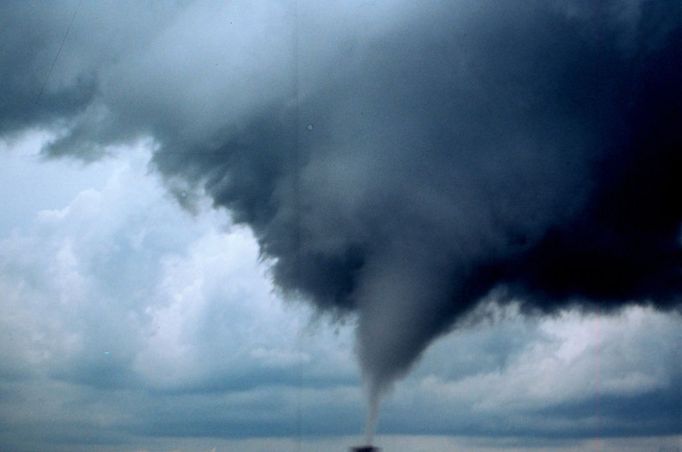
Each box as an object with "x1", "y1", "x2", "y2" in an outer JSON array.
[{"x1": 351, "y1": 447, "x2": 380, "y2": 452}]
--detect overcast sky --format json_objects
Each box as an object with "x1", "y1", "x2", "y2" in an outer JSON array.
[{"x1": 1, "y1": 1, "x2": 680, "y2": 451}]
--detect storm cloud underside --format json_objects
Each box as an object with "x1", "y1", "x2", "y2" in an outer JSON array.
[{"x1": 1, "y1": 0, "x2": 680, "y2": 400}]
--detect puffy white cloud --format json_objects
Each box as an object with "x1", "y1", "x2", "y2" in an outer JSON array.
[{"x1": 416, "y1": 306, "x2": 677, "y2": 405}]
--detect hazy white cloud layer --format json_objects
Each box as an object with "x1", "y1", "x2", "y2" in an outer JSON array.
[{"x1": 0, "y1": 133, "x2": 679, "y2": 450}]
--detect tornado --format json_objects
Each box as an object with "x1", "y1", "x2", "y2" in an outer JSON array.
[{"x1": 1, "y1": 0, "x2": 680, "y2": 434}]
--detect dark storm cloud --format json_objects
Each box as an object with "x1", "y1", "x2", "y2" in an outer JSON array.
[
  {"x1": 1, "y1": 0, "x2": 680, "y2": 406},
  {"x1": 0, "y1": 3, "x2": 93, "y2": 133},
  {"x1": 0, "y1": 1, "x2": 181, "y2": 137}
]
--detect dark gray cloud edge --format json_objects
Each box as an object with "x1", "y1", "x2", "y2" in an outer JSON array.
[{"x1": 1, "y1": 0, "x2": 680, "y2": 407}]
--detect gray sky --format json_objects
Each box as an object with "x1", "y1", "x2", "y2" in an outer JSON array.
[{"x1": 1, "y1": 1, "x2": 680, "y2": 450}]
